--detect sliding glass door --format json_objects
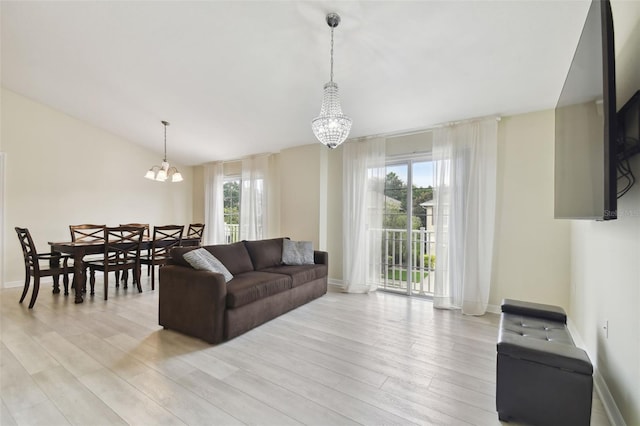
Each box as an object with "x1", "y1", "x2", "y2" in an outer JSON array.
[
  {"x1": 223, "y1": 177, "x2": 240, "y2": 243},
  {"x1": 381, "y1": 158, "x2": 435, "y2": 296}
]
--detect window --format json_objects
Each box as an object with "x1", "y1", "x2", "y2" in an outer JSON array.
[{"x1": 223, "y1": 178, "x2": 240, "y2": 243}]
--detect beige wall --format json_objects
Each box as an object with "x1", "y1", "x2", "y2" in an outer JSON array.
[
  {"x1": 568, "y1": 2, "x2": 640, "y2": 424},
  {"x1": 1, "y1": 88, "x2": 194, "y2": 285},
  {"x1": 277, "y1": 144, "x2": 324, "y2": 247},
  {"x1": 192, "y1": 166, "x2": 204, "y2": 223},
  {"x1": 267, "y1": 154, "x2": 281, "y2": 239},
  {"x1": 491, "y1": 110, "x2": 571, "y2": 308},
  {"x1": 325, "y1": 146, "x2": 343, "y2": 280}
]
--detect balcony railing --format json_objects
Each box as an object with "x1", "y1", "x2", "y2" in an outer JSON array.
[
  {"x1": 225, "y1": 223, "x2": 240, "y2": 244},
  {"x1": 380, "y1": 227, "x2": 435, "y2": 296}
]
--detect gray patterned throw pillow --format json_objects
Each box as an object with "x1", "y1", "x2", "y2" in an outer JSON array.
[
  {"x1": 282, "y1": 239, "x2": 314, "y2": 265},
  {"x1": 183, "y1": 248, "x2": 234, "y2": 282}
]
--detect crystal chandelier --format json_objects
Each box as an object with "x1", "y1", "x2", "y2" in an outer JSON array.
[
  {"x1": 144, "y1": 120, "x2": 183, "y2": 182},
  {"x1": 311, "y1": 12, "x2": 352, "y2": 149}
]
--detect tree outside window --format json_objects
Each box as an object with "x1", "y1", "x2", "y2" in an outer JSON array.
[{"x1": 223, "y1": 179, "x2": 240, "y2": 243}]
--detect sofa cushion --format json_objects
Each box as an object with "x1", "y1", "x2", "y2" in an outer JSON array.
[
  {"x1": 260, "y1": 264, "x2": 327, "y2": 288},
  {"x1": 183, "y1": 248, "x2": 234, "y2": 282},
  {"x1": 170, "y1": 246, "x2": 199, "y2": 267},
  {"x1": 170, "y1": 242, "x2": 253, "y2": 275},
  {"x1": 243, "y1": 238, "x2": 284, "y2": 270},
  {"x1": 226, "y1": 271, "x2": 292, "y2": 308},
  {"x1": 208, "y1": 242, "x2": 254, "y2": 275},
  {"x1": 282, "y1": 239, "x2": 314, "y2": 265}
]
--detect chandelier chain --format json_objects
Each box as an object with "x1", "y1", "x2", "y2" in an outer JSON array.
[
  {"x1": 163, "y1": 124, "x2": 167, "y2": 161},
  {"x1": 330, "y1": 26, "x2": 334, "y2": 83}
]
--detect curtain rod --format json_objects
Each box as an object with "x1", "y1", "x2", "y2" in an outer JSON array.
[
  {"x1": 435, "y1": 115, "x2": 502, "y2": 128},
  {"x1": 203, "y1": 152, "x2": 273, "y2": 167},
  {"x1": 354, "y1": 114, "x2": 502, "y2": 141}
]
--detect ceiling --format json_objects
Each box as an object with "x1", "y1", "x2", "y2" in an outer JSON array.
[{"x1": 1, "y1": 1, "x2": 591, "y2": 166}]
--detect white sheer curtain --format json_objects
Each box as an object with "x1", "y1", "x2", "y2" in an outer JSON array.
[
  {"x1": 203, "y1": 162, "x2": 226, "y2": 245},
  {"x1": 342, "y1": 138, "x2": 386, "y2": 293},
  {"x1": 240, "y1": 154, "x2": 270, "y2": 241},
  {"x1": 433, "y1": 118, "x2": 498, "y2": 315}
]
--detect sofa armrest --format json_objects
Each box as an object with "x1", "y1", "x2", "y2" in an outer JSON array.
[
  {"x1": 159, "y1": 265, "x2": 227, "y2": 344},
  {"x1": 501, "y1": 298, "x2": 567, "y2": 324},
  {"x1": 314, "y1": 250, "x2": 328, "y2": 266},
  {"x1": 497, "y1": 333, "x2": 593, "y2": 375}
]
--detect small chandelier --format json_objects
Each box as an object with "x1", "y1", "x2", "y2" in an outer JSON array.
[
  {"x1": 311, "y1": 12, "x2": 352, "y2": 149},
  {"x1": 144, "y1": 120, "x2": 183, "y2": 182}
]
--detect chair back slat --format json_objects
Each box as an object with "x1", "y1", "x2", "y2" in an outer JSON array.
[
  {"x1": 15, "y1": 227, "x2": 39, "y2": 271},
  {"x1": 104, "y1": 226, "x2": 144, "y2": 262},
  {"x1": 119, "y1": 223, "x2": 150, "y2": 238},
  {"x1": 70, "y1": 224, "x2": 105, "y2": 242},
  {"x1": 151, "y1": 225, "x2": 184, "y2": 259},
  {"x1": 186, "y1": 223, "x2": 205, "y2": 242}
]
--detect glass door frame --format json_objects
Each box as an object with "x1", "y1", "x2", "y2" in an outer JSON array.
[{"x1": 383, "y1": 153, "x2": 433, "y2": 297}]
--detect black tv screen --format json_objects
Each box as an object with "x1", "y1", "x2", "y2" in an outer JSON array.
[{"x1": 554, "y1": 0, "x2": 617, "y2": 220}]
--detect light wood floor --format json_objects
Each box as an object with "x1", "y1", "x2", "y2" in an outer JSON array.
[{"x1": 1, "y1": 275, "x2": 610, "y2": 426}]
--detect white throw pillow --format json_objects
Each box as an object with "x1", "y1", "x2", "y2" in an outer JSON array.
[
  {"x1": 282, "y1": 239, "x2": 314, "y2": 265},
  {"x1": 183, "y1": 248, "x2": 234, "y2": 282}
]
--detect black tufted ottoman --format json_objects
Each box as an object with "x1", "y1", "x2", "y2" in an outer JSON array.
[{"x1": 496, "y1": 299, "x2": 593, "y2": 425}]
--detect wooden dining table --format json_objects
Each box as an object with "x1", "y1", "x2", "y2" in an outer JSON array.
[{"x1": 48, "y1": 237, "x2": 200, "y2": 303}]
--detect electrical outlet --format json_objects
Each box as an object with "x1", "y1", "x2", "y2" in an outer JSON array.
[{"x1": 603, "y1": 320, "x2": 609, "y2": 338}]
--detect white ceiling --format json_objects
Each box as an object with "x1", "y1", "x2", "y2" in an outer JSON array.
[{"x1": 1, "y1": 1, "x2": 591, "y2": 166}]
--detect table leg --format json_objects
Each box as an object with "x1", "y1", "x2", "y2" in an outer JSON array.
[
  {"x1": 50, "y1": 248, "x2": 61, "y2": 294},
  {"x1": 73, "y1": 252, "x2": 84, "y2": 304}
]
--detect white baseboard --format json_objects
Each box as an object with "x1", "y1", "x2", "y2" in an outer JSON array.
[
  {"x1": 3, "y1": 279, "x2": 26, "y2": 289},
  {"x1": 567, "y1": 318, "x2": 626, "y2": 426},
  {"x1": 486, "y1": 303, "x2": 501, "y2": 314},
  {"x1": 328, "y1": 278, "x2": 343, "y2": 288}
]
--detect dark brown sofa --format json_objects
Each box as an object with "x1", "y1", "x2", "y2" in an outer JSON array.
[{"x1": 159, "y1": 237, "x2": 328, "y2": 344}]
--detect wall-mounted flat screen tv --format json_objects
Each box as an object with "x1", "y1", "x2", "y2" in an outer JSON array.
[{"x1": 554, "y1": 0, "x2": 617, "y2": 220}]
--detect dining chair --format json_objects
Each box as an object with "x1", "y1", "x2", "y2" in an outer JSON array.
[
  {"x1": 120, "y1": 223, "x2": 150, "y2": 280},
  {"x1": 186, "y1": 223, "x2": 205, "y2": 246},
  {"x1": 139, "y1": 225, "x2": 184, "y2": 290},
  {"x1": 15, "y1": 227, "x2": 71, "y2": 308},
  {"x1": 69, "y1": 224, "x2": 106, "y2": 290},
  {"x1": 85, "y1": 226, "x2": 144, "y2": 300}
]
